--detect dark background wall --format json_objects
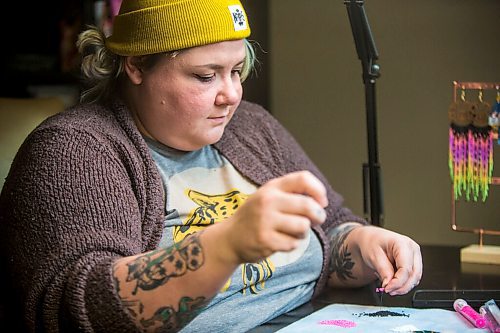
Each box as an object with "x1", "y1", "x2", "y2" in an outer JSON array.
[
  {"x1": 268, "y1": 0, "x2": 500, "y2": 246},
  {"x1": 1, "y1": 1, "x2": 499, "y2": 247},
  {"x1": 0, "y1": 1, "x2": 270, "y2": 107},
  {"x1": 240, "y1": 0, "x2": 269, "y2": 110}
]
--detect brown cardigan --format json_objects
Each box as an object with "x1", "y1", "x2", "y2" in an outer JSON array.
[{"x1": 0, "y1": 99, "x2": 365, "y2": 332}]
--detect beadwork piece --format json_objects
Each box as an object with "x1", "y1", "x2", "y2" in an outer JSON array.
[{"x1": 448, "y1": 89, "x2": 493, "y2": 202}]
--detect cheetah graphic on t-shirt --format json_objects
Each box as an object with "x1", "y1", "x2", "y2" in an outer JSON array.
[{"x1": 173, "y1": 188, "x2": 275, "y2": 294}]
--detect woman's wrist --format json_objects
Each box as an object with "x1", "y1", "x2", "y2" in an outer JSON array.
[{"x1": 202, "y1": 221, "x2": 242, "y2": 268}]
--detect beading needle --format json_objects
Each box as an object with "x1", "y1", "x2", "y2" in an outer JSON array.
[{"x1": 375, "y1": 287, "x2": 385, "y2": 307}]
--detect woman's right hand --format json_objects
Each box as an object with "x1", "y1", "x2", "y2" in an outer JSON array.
[
  {"x1": 221, "y1": 170, "x2": 328, "y2": 264},
  {"x1": 111, "y1": 171, "x2": 328, "y2": 332}
]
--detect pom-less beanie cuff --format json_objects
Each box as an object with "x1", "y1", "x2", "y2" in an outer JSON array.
[{"x1": 106, "y1": 0, "x2": 251, "y2": 56}]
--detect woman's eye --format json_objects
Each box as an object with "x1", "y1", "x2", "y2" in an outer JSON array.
[
  {"x1": 195, "y1": 74, "x2": 215, "y2": 82},
  {"x1": 232, "y1": 69, "x2": 242, "y2": 77}
]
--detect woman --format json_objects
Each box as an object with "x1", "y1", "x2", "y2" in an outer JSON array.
[{"x1": 0, "y1": 0, "x2": 422, "y2": 332}]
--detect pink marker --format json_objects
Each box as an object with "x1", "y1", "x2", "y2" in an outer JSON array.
[
  {"x1": 480, "y1": 305, "x2": 500, "y2": 333},
  {"x1": 453, "y1": 298, "x2": 487, "y2": 329}
]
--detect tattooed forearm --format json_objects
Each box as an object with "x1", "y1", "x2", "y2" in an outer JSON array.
[
  {"x1": 112, "y1": 232, "x2": 207, "y2": 331},
  {"x1": 328, "y1": 223, "x2": 359, "y2": 281},
  {"x1": 124, "y1": 232, "x2": 205, "y2": 295},
  {"x1": 120, "y1": 298, "x2": 144, "y2": 318},
  {"x1": 140, "y1": 296, "x2": 207, "y2": 332}
]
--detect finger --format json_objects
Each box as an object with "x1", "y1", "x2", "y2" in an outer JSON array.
[
  {"x1": 274, "y1": 214, "x2": 311, "y2": 239},
  {"x1": 371, "y1": 250, "x2": 396, "y2": 290},
  {"x1": 272, "y1": 171, "x2": 328, "y2": 207},
  {"x1": 388, "y1": 244, "x2": 423, "y2": 295},
  {"x1": 406, "y1": 244, "x2": 423, "y2": 290},
  {"x1": 273, "y1": 192, "x2": 327, "y2": 225},
  {"x1": 267, "y1": 230, "x2": 302, "y2": 253},
  {"x1": 413, "y1": 246, "x2": 423, "y2": 286},
  {"x1": 386, "y1": 266, "x2": 412, "y2": 295}
]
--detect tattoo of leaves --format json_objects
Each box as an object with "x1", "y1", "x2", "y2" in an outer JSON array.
[
  {"x1": 329, "y1": 225, "x2": 357, "y2": 281},
  {"x1": 140, "y1": 296, "x2": 207, "y2": 332}
]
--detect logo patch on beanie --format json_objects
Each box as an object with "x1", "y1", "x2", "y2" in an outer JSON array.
[{"x1": 228, "y1": 5, "x2": 247, "y2": 32}]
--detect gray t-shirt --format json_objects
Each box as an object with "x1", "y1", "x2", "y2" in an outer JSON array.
[{"x1": 147, "y1": 139, "x2": 322, "y2": 332}]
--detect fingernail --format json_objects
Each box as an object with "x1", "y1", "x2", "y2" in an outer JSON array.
[{"x1": 316, "y1": 208, "x2": 326, "y2": 221}]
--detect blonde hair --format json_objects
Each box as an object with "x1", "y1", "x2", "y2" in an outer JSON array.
[{"x1": 77, "y1": 26, "x2": 257, "y2": 104}]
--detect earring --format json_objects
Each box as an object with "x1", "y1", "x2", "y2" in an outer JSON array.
[
  {"x1": 449, "y1": 88, "x2": 474, "y2": 200},
  {"x1": 489, "y1": 86, "x2": 500, "y2": 144},
  {"x1": 468, "y1": 89, "x2": 493, "y2": 202}
]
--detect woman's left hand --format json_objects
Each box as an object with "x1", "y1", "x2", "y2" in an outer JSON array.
[
  {"x1": 329, "y1": 225, "x2": 422, "y2": 295},
  {"x1": 354, "y1": 226, "x2": 422, "y2": 295}
]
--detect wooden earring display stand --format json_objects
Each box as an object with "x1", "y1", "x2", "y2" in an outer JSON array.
[{"x1": 451, "y1": 81, "x2": 500, "y2": 265}]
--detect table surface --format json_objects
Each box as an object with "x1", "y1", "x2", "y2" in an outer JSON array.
[
  {"x1": 249, "y1": 245, "x2": 500, "y2": 332},
  {"x1": 2, "y1": 245, "x2": 497, "y2": 332}
]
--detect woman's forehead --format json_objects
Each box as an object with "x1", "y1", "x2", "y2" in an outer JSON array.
[{"x1": 175, "y1": 40, "x2": 246, "y2": 65}]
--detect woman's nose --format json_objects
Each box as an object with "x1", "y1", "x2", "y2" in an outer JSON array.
[{"x1": 215, "y1": 77, "x2": 241, "y2": 106}]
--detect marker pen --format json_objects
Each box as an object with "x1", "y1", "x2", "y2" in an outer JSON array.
[
  {"x1": 453, "y1": 298, "x2": 487, "y2": 329},
  {"x1": 485, "y1": 299, "x2": 500, "y2": 325},
  {"x1": 480, "y1": 306, "x2": 500, "y2": 332}
]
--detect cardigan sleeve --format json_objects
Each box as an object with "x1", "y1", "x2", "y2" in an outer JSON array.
[{"x1": 0, "y1": 116, "x2": 162, "y2": 332}]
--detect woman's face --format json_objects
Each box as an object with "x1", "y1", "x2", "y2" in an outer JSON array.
[{"x1": 127, "y1": 39, "x2": 246, "y2": 151}]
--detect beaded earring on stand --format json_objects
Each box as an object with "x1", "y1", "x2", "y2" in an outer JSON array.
[
  {"x1": 489, "y1": 87, "x2": 500, "y2": 145},
  {"x1": 449, "y1": 88, "x2": 474, "y2": 201},
  {"x1": 468, "y1": 89, "x2": 493, "y2": 202}
]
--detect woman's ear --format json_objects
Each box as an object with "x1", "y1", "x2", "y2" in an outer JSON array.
[{"x1": 123, "y1": 56, "x2": 144, "y2": 85}]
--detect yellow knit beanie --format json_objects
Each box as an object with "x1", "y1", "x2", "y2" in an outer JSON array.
[{"x1": 106, "y1": 0, "x2": 251, "y2": 56}]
